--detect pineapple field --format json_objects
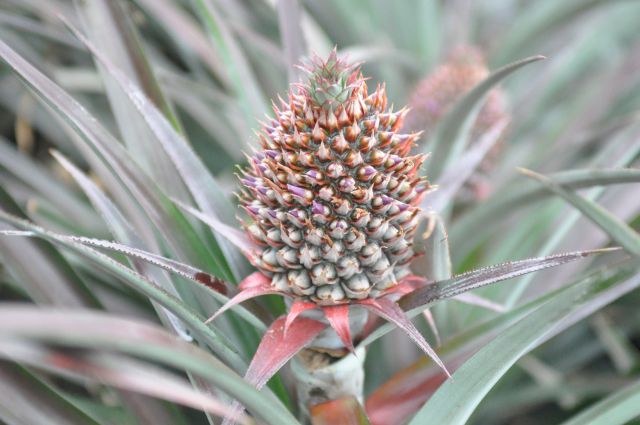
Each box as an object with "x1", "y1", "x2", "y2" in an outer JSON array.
[{"x1": 1, "y1": 1, "x2": 640, "y2": 424}]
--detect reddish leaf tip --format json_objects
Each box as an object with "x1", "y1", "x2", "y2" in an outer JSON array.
[
  {"x1": 360, "y1": 298, "x2": 450, "y2": 377},
  {"x1": 205, "y1": 281, "x2": 279, "y2": 324},
  {"x1": 239, "y1": 271, "x2": 272, "y2": 290},
  {"x1": 322, "y1": 304, "x2": 355, "y2": 353},
  {"x1": 194, "y1": 272, "x2": 228, "y2": 295},
  {"x1": 285, "y1": 300, "x2": 318, "y2": 337},
  {"x1": 222, "y1": 316, "x2": 327, "y2": 425}
]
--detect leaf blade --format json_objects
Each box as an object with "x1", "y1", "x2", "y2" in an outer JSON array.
[
  {"x1": 0, "y1": 306, "x2": 300, "y2": 425},
  {"x1": 0, "y1": 362, "x2": 105, "y2": 425},
  {"x1": 559, "y1": 379, "x2": 640, "y2": 425},
  {"x1": 222, "y1": 316, "x2": 326, "y2": 425},
  {"x1": 406, "y1": 258, "x2": 640, "y2": 425},
  {"x1": 428, "y1": 55, "x2": 545, "y2": 179},
  {"x1": 0, "y1": 344, "x2": 250, "y2": 424},
  {"x1": 520, "y1": 168, "x2": 640, "y2": 256},
  {"x1": 358, "y1": 249, "x2": 613, "y2": 349},
  {"x1": 0, "y1": 210, "x2": 247, "y2": 372}
]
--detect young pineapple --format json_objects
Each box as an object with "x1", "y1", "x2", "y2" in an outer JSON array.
[
  {"x1": 404, "y1": 46, "x2": 508, "y2": 200},
  {"x1": 404, "y1": 45, "x2": 507, "y2": 139},
  {"x1": 239, "y1": 51, "x2": 429, "y2": 305}
]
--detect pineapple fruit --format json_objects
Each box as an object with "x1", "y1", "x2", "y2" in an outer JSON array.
[{"x1": 239, "y1": 51, "x2": 429, "y2": 304}]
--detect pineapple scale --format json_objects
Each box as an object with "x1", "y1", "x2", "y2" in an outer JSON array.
[{"x1": 239, "y1": 52, "x2": 428, "y2": 305}]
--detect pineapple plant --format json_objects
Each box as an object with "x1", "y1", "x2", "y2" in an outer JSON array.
[{"x1": 0, "y1": 1, "x2": 639, "y2": 425}]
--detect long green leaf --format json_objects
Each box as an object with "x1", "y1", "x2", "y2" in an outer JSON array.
[
  {"x1": 0, "y1": 344, "x2": 250, "y2": 424},
  {"x1": 78, "y1": 0, "x2": 187, "y2": 199},
  {"x1": 367, "y1": 259, "x2": 640, "y2": 424},
  {"x1": 134, "y1": 0, "x2": 231, "y2": 86},
  {"x1": 50, "y1": 150, "x2": 142, "y2": 247},
  {"x1": 0, "y1": 306, "x2": 300, "y2": 425},
  {"x1": 0, "y1": 37, "x2": 210, "y2": 267},
  {"x1": 407, "y1": 259, "x2": 637, "y2": 425},
  {"x1": 0, "y1": 138, "x2": 100, "y2": 232},
  {"x1": 191, "y1": 0, "x2": 267, "y2": 138},
  {"x1": 59, "y1": 22, "x2": 265, "y2": 356},
  {"x1": 427, "y1": 55, "x2": 545, "y2": 179},
  {"x1": 62, "y1": 21, "x2": 248, "y2": 281},
  {"x1": 0, "y1": 227, "x2": 265, "y2": 332},
  {"x1": 489, "y1": 130, "x2": 640, "y2": 308},
  {"x1": 0, "y1": 186, "x2": 99, "y2": 307},
  {"x1": 0, "y1": 362, "x2": 105, "y2": 425},
  {"x1": 53, "y1": 151, "x2": 253, "y2": 423},
  {"x1": 520, "y1": 168, "x2": 640, "y2": 256},
  {"x1": 358, "y1": 249, "x2": 610, "y2": 349},
  {"x1": 427, "y1": 119, "x2": 508, "y2": 212},
  {"x1": 451, "y1": 168, "x2": 640, "y2": 252},
  {"x1": 496, "y1": 0, "x2": 613, "y2": 63},
  {"x1": 50, "y1": 149, "x2": 203, "y2": 342},
  {"x1": 0, "y1": 37, "x2": 238, "y2": 327},
  {"x1": 400, "y1": 249, "x2": 613, "y2": 312},
  {"x1": 559, "y1": 379, "x2": 640, "y2": 425},
  {"x1": 0, "y1": 210, "x2": 247, "y2": 372}
]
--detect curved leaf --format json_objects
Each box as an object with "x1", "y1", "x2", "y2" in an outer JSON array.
[
  {"x1": 0, "y1": 343, "x2": 249, "y2": 424},
  {"x1": 0, "y1": 186, "x2": 99, "y2": 308},
  {"x1": 191, "y1": 0, "x2": 267, "y2": 133},
  {"x1": 361, "y1": 298, "x2": 448, "y2": 376},
  {"x1": 322, "y1": 304, "x2": 354, "y2": 353},
  {"x1": 559, "y1": 379, "x2": 640, "y2": 425},
  {"x1": 406, "y1": 260, "x2": 640, "y2": 425},
  {"x1": 0, "y1": 306, "x2": 299, "y2": 425},
  {"x1": 0, "y1": 139, "x2": 98, "y2": 231},
  {"x1": 451, "y1": 168, "x2": 640, "y2": 252},
  {"x1": 400, "y1": 249, "x2": 614, "y2": 312},
  {"x1": 0, "y1": 362, "x2": 104, "y2": 425},
  {"x1": 520, "y1": 168, "x2": 640, "y2": 256},
  {"x1": 496, "y1": 0, "x2": 612, "y2": 63},
  {"x1": 134, "y1": 0, "x2": 230, "y2": 86},
  {"x1": 426, "y1": 119, "x2": 509, "y2": 212},
  {"x1": 367, "y1": 260, "x2": 640, "y2": 424},
  {"x1": 427, "y1": 55, "x2": 545, "y2": 179},
  {"x1": 0, "y1": 228, "x2": 266, "y2": 332},
  {"x1": 78, "y1": 0, "x2": 187, "y2": 198},
  {"x1": 359, "y1": 249, "x2": 612, "y2": 349},
  {"x1": 222, "y1": 316, "x2": 326, "y2": 425},
  {"x1": 0, "y1": 210, "x2": 247, "y2": 372},
  {"x1": 50, "y1": 150, "x2": 141, "y2": 247},
  {"x1": 62, "y1": 19, "x2": 247, "y2": 281},
  {"x1": 0, "y1": 37, "x2": 226, "y2": 284}
]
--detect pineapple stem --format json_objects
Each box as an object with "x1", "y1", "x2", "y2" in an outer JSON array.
[{"x1": 291, "y1": 346, "x2": 367, "y2": 422}]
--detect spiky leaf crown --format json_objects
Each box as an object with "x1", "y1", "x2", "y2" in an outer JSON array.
[{"x1": 239, "y1": 51, "x2": 428, "y2": 305}]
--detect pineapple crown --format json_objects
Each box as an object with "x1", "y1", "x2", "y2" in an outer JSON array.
[{"x1": 299, "y1": 49, "x2": 363, "y2": 109}]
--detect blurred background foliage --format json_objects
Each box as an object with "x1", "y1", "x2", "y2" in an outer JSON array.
[{"x1": 0, "y1": 0, "x2": 640, "y2": 424}]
